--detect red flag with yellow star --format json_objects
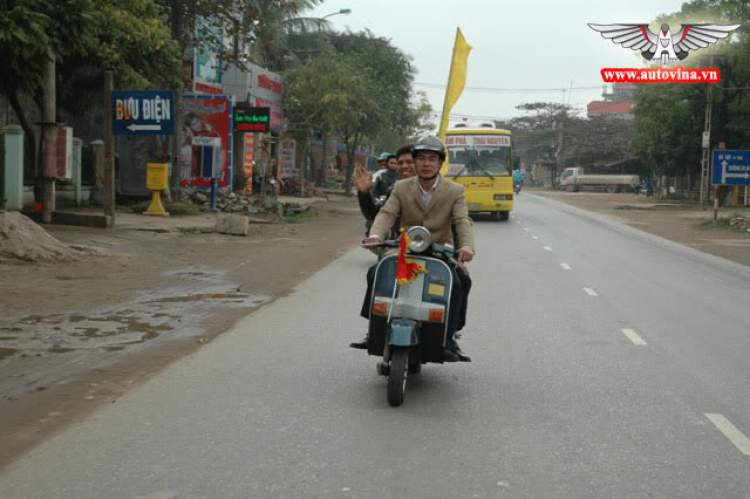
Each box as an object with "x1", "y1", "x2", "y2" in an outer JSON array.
[{"x1": 396, "y1": 230, "x2": 428, "y2": 285}]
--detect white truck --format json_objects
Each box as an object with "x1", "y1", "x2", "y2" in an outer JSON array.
[{"x1": 559, "y1": 167, "x2": 639, "y2": 193}]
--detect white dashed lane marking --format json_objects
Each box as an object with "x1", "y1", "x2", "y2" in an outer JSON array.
[
  {"x1": 524, "y1": 228, "x2": 530, "y2": 231},
  {"x1": 705, "y1": 413, "x2": 750, "y2": 456},
  {"x1": 584, "y1": 288, "x2": 598, "y2": 297},
  {"x1": 621, "y1": 328, "x2": 647, "y2": 346},
  {"x1": 532, "y1": 236, "x2": 539, "y2": 240},
  {"x1": 560, "y1": 263, "x2": 572, "y2": 270},
  {"x1": 543, "y1": 246, "x2": 552, "y2": 252}
]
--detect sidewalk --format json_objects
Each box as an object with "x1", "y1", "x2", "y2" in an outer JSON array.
[{"x1": 52, "y1": 195, "x2": 329, "y2": 233}]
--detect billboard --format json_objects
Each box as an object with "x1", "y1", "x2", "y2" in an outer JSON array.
[{"x1": 179, "y1": 95, "x2": 233, "y2": 188}]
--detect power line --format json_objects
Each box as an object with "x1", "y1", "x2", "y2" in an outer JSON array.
[{"x1": 415, "y1": 81, "x2": 603, "y2": 94}]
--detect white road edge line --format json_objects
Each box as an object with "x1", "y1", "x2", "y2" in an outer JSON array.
[
  {"x1": 544, "y1": 246, "x2": 552, "y2": 252},
  {"x1": 560, "y1": 263, "x2": 572, "y2": 270},
  {"x1": 584, "y1": 288, "x2": 598, "y2": 297},
  {"x1": 705, "y1": 413, "x2": 750, "y2": 456},
  {"x1": 621, "y1": 329, "x2": 647, "y2": 346}
]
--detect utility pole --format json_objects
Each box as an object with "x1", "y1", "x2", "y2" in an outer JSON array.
[
  {"x1": 103, "y1": 70, "x2": 116, "y2": 225},
  {"x1": 554, "y1": 116, "x2": 564, "y2": 189},
  {"x1": 699, "y1": 54, "x2": 715, "y2": 208},
  {"x1": 41, "y1": 47, "x2": 56, "y2": 224},
  {"x1": 170, "y1": 91, "x2": 182, "y2": 200}
]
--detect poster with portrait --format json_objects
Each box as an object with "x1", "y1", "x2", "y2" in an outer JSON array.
[{"x1": 179, "y1": 95, "x2": 233, "y2": 188}]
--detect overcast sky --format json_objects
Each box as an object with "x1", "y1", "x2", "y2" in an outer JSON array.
[{"x1": 309, "y1": 0, "x2": 689, "y2": 124}]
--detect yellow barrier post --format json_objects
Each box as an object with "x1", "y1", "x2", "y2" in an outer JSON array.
[{"x1": 144, "y1": 163, "x2": 170, "y2": 216}]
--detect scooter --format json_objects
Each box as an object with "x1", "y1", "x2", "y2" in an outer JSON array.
[
  {"x1": 514, "y1": 182, "x2": 522, "y2": 195},
  {"x1": 362, "y1": 226, "x2": 461, "y2": 407}
]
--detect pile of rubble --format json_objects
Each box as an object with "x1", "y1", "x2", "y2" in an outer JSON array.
[
  {"x1": 729, "y1": 216, "x2": 750, "y2": 232},
  {"x1": 180, "y1": 188, "x2": 263, "y2": 214},
  {"x1": 179, "y1": 188, "x2": 308, "y2": 218},
  {"x1": 0, "y1": 211, "x2": 104, "y2": 262}
]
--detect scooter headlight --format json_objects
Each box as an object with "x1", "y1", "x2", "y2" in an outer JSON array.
[{"x1": 407, "y1": 226, "x2": 431, "y2": 253}]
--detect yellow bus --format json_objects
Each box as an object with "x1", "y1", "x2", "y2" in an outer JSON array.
[{"x1": 442, "y1": 123, "x2": 514, "y2": 221}]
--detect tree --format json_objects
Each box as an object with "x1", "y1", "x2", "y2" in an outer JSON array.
[
  {"x1": 156, "y1": 0, "x2": 325, "y2": 70},
  {"x1": 632, "y1": 0, "x2": 750, "y2": 194},
  {"x1": 327, "y1": 31, "x2": 422, "y2": 190},
  {"x1": 509, "y1": 102, "x2": 572, "y2": 168},
  {"x1": 243, "y1": 0, "x2": 328, "y2": 70},
  {"x1": 0, "y1": 0, "x2": 180, "y2": 173},
  {"x1": 284, "y1": 54, "x2": 341, "y2": 187},
  {"x1": 59, "y1": 0, "x2": 181, "y2": 115},
  {"x1": 0, "y1": 0, "x2": 96, "y2": 171}
]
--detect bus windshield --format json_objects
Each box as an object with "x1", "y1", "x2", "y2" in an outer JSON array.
[{"x1": 445, "y1": 134, "x2": 511, "y2": 177}]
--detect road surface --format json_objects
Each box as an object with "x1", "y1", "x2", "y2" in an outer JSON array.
[{"x1": 2, "y1": 194, "x2": 749, "y2": 498}]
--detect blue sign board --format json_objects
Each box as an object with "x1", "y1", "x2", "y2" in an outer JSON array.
[
  {"x1": 113, "y1": 91, "x2": 174, "y2": 136},
  {"x1": 713, "y1": 150, "x2": 750, "y2": 186}
]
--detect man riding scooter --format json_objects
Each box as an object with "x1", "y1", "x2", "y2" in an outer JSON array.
[{"x1": 352, "y1": 136, "x2": 475, "y2": 362}]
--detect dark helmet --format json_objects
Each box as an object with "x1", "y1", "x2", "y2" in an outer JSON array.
[{"x1": 413, "y1": 135, "x2": 446, "y2": 161}]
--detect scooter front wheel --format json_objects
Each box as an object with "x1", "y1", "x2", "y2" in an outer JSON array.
[{"x1": 387, "y1": 347, "x2": 409, "y2": 407}]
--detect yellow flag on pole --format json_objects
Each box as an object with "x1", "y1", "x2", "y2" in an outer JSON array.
[{"x1": 438, "y1": 28, "x2": 472, "y2": 140}]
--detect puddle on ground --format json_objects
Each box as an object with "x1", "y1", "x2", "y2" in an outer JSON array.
[
  {"x1": 164, "y1": 267, "x2": 225, "y2": 282},
  {"x1": 0, "y1": 265, "x2": 271, "y2": 364},
  {"x1": 0, "y1": 348, "x2": 18, "y2": 361}
]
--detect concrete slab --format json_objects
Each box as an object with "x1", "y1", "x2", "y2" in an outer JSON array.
[{"x1": 215, "y1": 214, "x2": 249, "y2": 236}]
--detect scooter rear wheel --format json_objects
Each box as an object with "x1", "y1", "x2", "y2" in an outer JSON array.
[{"x1": 387, "y1": 347, "x2": 409, "y2": 407}]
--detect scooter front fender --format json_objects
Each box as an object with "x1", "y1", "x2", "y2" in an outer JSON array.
[{"x1": 387, "y1": 319, "x2": 419, "y2": 347}]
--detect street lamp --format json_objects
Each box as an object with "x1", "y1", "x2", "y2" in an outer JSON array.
[{"x1": 322, "y1": 8, "x2": 352, "y2": 19}]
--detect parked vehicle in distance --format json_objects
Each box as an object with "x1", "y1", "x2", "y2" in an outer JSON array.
[{"x1": 559, "y1": 167, "x2": 639, "y2": 193}]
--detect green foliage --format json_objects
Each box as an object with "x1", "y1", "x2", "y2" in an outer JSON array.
[
  {"x1": 284, "y1": 30, "x2": 425, "y2": 189},
  {"x1": 57, "y1": 0, "x2": 181, "y2": 116},
  {"x1": 633, "y1": 0, "x2": 750, "y2": 179},
  {"x1": 0, "y1": 0, "x2": 95, "y2": 95},
  {"x1": 633, "y1": 84, "x2": 702, "y2": 177},
  {"x1": 699, "y1": 214, "x2": 750, "y2": 233}
]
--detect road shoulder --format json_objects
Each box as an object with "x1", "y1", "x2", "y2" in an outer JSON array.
[
  {"x1": 0, "y1": 195, "x2": 364, "y2": 469},
  {"x1": 528, "y1": 190, "x2": 750, "y2": 267}
]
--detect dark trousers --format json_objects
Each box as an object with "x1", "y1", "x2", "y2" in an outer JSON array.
[{"x1": 360, "y1": 263, "x2": 472, "y2": 339}]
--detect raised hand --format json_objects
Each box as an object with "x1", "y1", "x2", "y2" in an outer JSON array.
[{"x1": 353, "y1": 165, "x2": 373, "y2": 194}]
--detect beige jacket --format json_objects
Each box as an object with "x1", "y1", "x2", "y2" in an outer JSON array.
[{"x1": 370, "y1": 176, "x2": 474, "y2": 250}]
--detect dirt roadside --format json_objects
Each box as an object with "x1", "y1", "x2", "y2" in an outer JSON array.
[
  {"x1": 0, "y1": 196, "x2": 365, "y2": 469},
  {"x1": 528, "y1": 189, "x2": 750, "y2": 267}
]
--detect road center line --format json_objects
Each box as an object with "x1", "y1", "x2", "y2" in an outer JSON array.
[
  {"x1": 560, "y1": 263, "x2": 571, "y2": 270},
  {"x1": 705, "y1": 413, "x2": 750, "y2": 456},
  {"x1": 524, "y1": 228, "x2": 530, "y2": 231},
  {"x1": 584, "y1": 288, "x2": 598, "y2": 297},
  {"x1": 544, "y1": 246, "x2": 552, "y2": 252},
  {"x1": 532, "y1": 236, "x2": 539, "y2": 240},
  {"x1": 621, "y1": 329, "x2": 647, "y2": 346}
]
